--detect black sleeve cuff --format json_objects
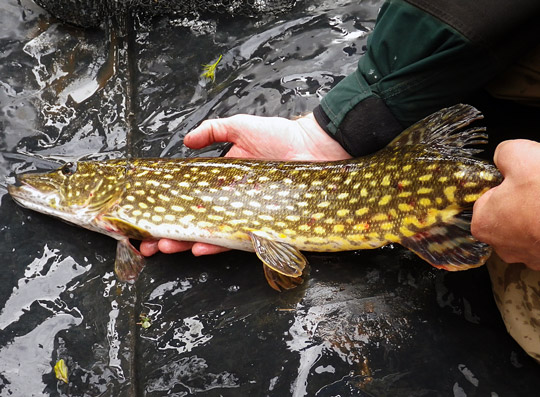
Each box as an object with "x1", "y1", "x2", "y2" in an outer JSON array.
[{"x1": 314, "y1": 96, "x2": 404, "y2": 157}]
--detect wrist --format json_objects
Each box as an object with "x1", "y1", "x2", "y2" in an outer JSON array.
[
  {"x1": 296, "y1": 112, "x2": 327, "y2": 135},
  {"x1": 294, "y1": 113, "x2": 352, "y2": 161}
]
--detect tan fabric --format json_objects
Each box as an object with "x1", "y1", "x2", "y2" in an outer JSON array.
[
  {"x1": 486, "y1": 44, "x2": 540, "y2": 107},
  {"x1": 487, "y1": 254, "x2": 540, "y2": 362}
]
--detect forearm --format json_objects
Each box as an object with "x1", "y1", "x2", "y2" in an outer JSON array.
[{"x1": 315, "y1": 0, "x2": 540, "y2": 157}]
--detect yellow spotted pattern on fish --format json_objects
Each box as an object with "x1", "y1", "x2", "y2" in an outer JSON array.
[{"x1": 8, "y1": 104, "x2": 502, "y2": 291}]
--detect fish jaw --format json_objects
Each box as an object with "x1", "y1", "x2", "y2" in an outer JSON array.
[
  {"x1": 8, "y1": 175, "x2": 101, "y2": 234},
  {"x1": 10, "y1": 181, "x2": 76, "y2": 221},
  {"x1": 8, "y1": 160, "x2": 132, "y2": 237}
]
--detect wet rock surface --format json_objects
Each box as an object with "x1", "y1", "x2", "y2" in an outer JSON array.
[{"x1": 1, "y1": 0, "x2": 539, "y2": 395}]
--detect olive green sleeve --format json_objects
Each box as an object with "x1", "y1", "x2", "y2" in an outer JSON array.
[{"x1": 314, "y1": 0, "x2": 536, "y2": 157}]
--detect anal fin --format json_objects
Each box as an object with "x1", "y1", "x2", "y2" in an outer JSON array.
[
  {"x1": 400, "y1": 211, "x2": 491, "y2": 271},
  {"x1": 115, "y1": 238, "x2": 146, "y2": 283}
]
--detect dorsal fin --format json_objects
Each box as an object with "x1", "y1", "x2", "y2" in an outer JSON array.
[{"x1": 388, "y1": 104, "x2": 488, "y2": 158}]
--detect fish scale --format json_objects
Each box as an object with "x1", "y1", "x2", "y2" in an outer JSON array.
[
  {"x1": 8, "y1": 104, "x2": 502, "y2": 290},
  {"x1": 107, "y1": 153, "x2": 486, "y2": 251}
]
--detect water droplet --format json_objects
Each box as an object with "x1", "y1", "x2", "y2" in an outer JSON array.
[
  {"x1": 228, "y1": 285, "x2": 240, "y2": 292},
  {"x1": 199, "y1": 272, "x2": 208, "y2": 283}
]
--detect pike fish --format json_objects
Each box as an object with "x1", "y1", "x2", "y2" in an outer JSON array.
[{"x1": 8, "y1": 104, "x2": 502, "y2": 290}]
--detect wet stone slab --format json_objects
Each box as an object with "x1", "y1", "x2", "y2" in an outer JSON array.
[{"x1": 0, "y1": 0, "x2": 539, "y2": 396}]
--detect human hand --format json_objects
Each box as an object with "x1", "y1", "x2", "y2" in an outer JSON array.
[
  {"x1": 139, "y1": 113, "x2": 351, "y2": 258},
  {"x1": 471, "y1": 139, "x2": 540, "y2": 270},
  {"x1": 184, "y1": 113, "x2": 351, "y2": 161}
]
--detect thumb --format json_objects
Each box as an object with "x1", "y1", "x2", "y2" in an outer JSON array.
[
  {"x1": 492, "y1": 139, "x2": 530, "y2": 179},
  {"x1": 471, "y1": 186, "x2": 498, "y2": 241},
  {"x1": 184, "y1": 119, "x2": 229, "y2": 149},
  {"x1": 184, "y1": 117, "x2": 244, "y2": 149},
  {"x1": 472, "y1": 185, "x2": 494, "y2": 221}
]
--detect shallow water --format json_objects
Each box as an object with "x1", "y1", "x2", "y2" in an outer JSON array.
[{"x1": 1, "y1": 0, "x2": 539, "y2": 395}]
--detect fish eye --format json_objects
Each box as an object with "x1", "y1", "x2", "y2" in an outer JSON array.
[{"x1": 60, "y1": 162, "x2": 77, "y2": 176}]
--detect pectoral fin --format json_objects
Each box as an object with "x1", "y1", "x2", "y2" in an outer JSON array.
[
  {"x1": 400, "y1": 211, "x2": 491, "y2": 271},
  {"x1": 115, "y1": 238, "x2": 146, "y2": 283},
  {"x1": 101, "y1": 216, "x2": 153, "y2": 240}
]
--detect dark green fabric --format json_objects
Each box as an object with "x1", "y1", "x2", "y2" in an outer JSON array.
[
  {"x1": 408, "y1": 0, "x2": 540, "y2": 63},
  {"x1": 318, "y1": 0, "x2": 537, "y2": 155},
  {"x1": 321, "y1": 0, "x2": 479, "y2": 129}
]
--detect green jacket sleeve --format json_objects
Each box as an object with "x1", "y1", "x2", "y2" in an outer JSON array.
[{"x1": 314, "y1": 0, "x2": 540, "y2": 157}]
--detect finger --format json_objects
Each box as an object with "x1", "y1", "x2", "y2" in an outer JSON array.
[
  {"x1": 158, "y1": 239, "x2": 195, "y2": 254},
  {"x1": 493, "y1": 140, "x2": 512, "y2": 177},
  {"x1": 493, "y1": 140, "x2": 529, "y2": 178},
  {"x1": 191, "y1": 242, "x2": 230, "y2": 256},
  {"x1": 471, "y1": 187, "x2": 496, "y2": 241},
  {"x1": 184, "y1": 118, "x2": 233, "y2": 149},
  {"x1": 140, "y1": 240, "x2": 159, "y2": 257},
  {"x1": 496, "y1": 248, "x2": 526, "y2": 265},
  {"x1": 524, "y1": 260, "x2": 540, "y2": 271}
]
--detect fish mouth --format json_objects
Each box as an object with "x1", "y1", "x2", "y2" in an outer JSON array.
[
  {"x1": 8, "y1": 176, "x2": 98, "y2": 229},
  {"x1": 7, "y1": 177, "x2": 71, "y2": 221},
  {"x1": 8, "y1": 177, "x2": 35, "y2": 202},
  {"x1": 8, "y1": 174, "x2": 76, "y2": 219}
]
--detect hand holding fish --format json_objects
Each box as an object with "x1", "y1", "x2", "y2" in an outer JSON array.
[
  {"x1": 9, "y1": 104, "x2": 502, "y2": 290},
  {"x1": 472, "y1": 139, "x2": 540, "y2": 271},
  {"x1": 140, "y1": 113, "x2": 352, "y2": 258},
  {"x1": 185, "y1": 113, "x2": 351, "y2": 161}
]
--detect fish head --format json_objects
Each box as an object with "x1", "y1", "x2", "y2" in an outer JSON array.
[{"x1": 8, "y1": 161, "x2": 125, "y2": 228}]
